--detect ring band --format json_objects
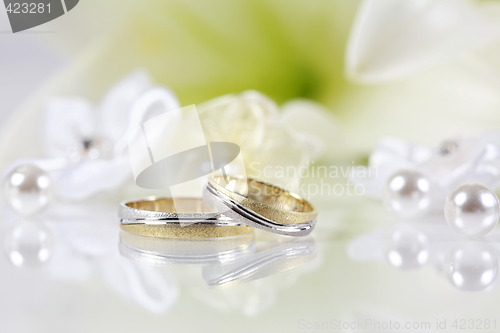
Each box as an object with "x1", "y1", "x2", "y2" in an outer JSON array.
[
  {"x1": 119, "y1": 197, "x2": 253, "y2": 239},
  {"x1": 204, "y1": 176, "x2": 317, "y2": 236}
]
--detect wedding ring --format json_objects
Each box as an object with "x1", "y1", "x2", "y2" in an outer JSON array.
[
  {"x1": 119, "y1": 230, "x2": 255, "y2": 265},
  {"x1": 119, "y1": 197, "x2": 253, "y2": 238},
  {"x1": 203, "y1": 237, "x2": 315, "y2": 286},
  {"x1": 204, "y1": 175, "x2": 317, "y2": 236}
]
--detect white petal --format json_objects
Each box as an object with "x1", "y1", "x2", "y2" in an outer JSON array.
[
  {"x1": 98, "y1": 70, "x2": 154, "y2": 142},
  {"x1": 128, "y1": 87, "x2": 180, "y2": 128},
  {"x1": 370, "y1": 138, "x2": 432, "y2": 168},
  {"x1": 113, "y1": 87, "x2": 181, "y2": 156},
  {"x1": 281, "y1": 100, "x2": 338, "y2": 159},
  {"x1": 43, "y1": 98, "x2": 95, "y2": 157},
  {"x1": 198, "y1": 91, "x2": 321, "y2": 186},
  {"x1": 346, "y1": 0, "x2": 500, "y2": 83},
  {"x1": 198, "y1": 90, "x2": 281, "y2": 153},
  {"x1": 350, "y1": 138, "x2": 432, "y2": 198},
  {"x1": 337, "y1": 60, "x2": 500, "y2": 159},
  {"x1": 52, "y1": 157, "x2": 131, "y2": 200}
]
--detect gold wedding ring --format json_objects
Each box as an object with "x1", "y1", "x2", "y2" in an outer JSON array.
[
  {"x1": 119, "y1": 197, "x2": 253, "y2": 239},
  {"x1": 204, "y1": 175, "x2": 317, "y2": 236},
  {"x1": 120, "y1": 177, "x2": 318, "y2": 238}
]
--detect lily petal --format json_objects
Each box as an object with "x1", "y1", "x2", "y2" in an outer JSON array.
[
  {"x1": 346, "y1": 0, "x2": 500, "y2": 83},
  {"x1": 281, "y1": 100, "x2": 340, "y2": 160}
]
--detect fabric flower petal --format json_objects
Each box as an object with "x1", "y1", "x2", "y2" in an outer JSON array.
[
  {"x1": 352, "y1": 134, "x2": 500, "y2": 211},
  {"x1": 98, "y1": 70, "x2": 154, "y2": 143},
  {"x1": 281, "y1": 100, "x2": 338, "y2": 160},
  {"x1": 43, "y1": 98, "x2": 95, "y2": 158},
  {"x1": 350, "y1": 138, "x2": 432, "y2": 198},
  {"x1": 52, "y1": 156, "x2": 131, "y2": 201},
  {"x1": 198, "y1": 91, "x2": 323, "y2": 185}
]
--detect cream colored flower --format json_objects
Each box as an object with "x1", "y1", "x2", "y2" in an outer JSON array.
[{"x1": 198, "y1": 91, "x2": 329, "y2": 185}]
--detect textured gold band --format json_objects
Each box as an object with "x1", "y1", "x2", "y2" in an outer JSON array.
[
  {"x1": 120, "y1": 224, "x2": 254, "y2": 239},
  {"x1": 119, "y1": 197, "x2": 253, "y2": 239},
  {"x1": 208, "y1": 175, "x2": 317, "y2": 225}
]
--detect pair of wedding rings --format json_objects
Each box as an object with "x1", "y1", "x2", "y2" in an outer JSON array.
[{"x1": 119, "y1": 175, "x2": 317, "y2": 238}]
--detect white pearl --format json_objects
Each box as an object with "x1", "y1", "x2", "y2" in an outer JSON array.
[
  {"x1": 444, "y1": 183, "x2": 499, "y2": 237},
  {"x1": 3, "y1": 164, "x2": 52, "y2": 216},
  {"x1": 3, "y1": 222, "x2": 53, "y2": 267},
  {"x1": 383, "y1": 170, "x2": 432, "y2": 217},
  {"x1": 385, "y1": 226, "x2": 429, "y2": 270},
  {"x1": 445, "y1": 242, "x2": 497, "y2": 291}
]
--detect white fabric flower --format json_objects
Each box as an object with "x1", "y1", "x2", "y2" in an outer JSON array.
[
  {"x1": 41, "y1": 71, "x2": 179, "y2": 200},
  {"x1": 350, "y1": 133, "x2": 500, "y2": 211}
]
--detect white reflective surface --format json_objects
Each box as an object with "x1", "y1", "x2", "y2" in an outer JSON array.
[
  {"x1": 1, "y1": 195, "x2": 500, "y2": 332},
  {"x1": 4, "y1": 221, "x2": 53, "y2": 267}
]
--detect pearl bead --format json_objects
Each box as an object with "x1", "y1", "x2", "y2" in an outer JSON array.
[
  {"x1": 383, "y1": 170, "x2": 432, "y2": 217},
  {"x1": 444, "y1": 183, "x2": 499, "y2": 237},
  {"x1": 3, "y1": 222, "x2": 53, "y2": 267},
  {"x1": 3, "y1": 164, "x2": 52, "y2": 216},
  {"x1": 445, "y1": 242, "x2": 497, "y2": 291},
  {"x1": 385, "y1": 226, "x2": 429, "y2": 270}
]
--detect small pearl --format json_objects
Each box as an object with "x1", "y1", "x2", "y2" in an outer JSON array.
[
  {"x1": 385, "y1": 226, "x2": 429, "y2": 270},
  {"x1": 3, "y1": 164, "x2": 52, "y2": 216},
  {"x1": 3, "y1": 222, "x2": 53, "y2": 268},
  {"x1": 445, "y1": 242, "x2": 497, "y2": 291},
  {"x1": 445, "y1": 183, "x2": 499, "y2": 237},
  {"x1": 383, "y1": 170, "x2": 432, "y2": 217}
]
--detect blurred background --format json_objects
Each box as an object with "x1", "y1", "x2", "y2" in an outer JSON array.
[{"x1": 3, "y1": 0, "x2": 500, "y2": 164}]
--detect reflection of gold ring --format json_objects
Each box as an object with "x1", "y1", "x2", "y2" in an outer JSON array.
[
  {"x1": 205, "y1": 176, "x2": 317, "y2": 236},
  {"x1": 119, "y1": 197, "x2": 253, "y2": 239},
  {"x1": 119, "y1": 230, "x2": 255, "y2": 265}
]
